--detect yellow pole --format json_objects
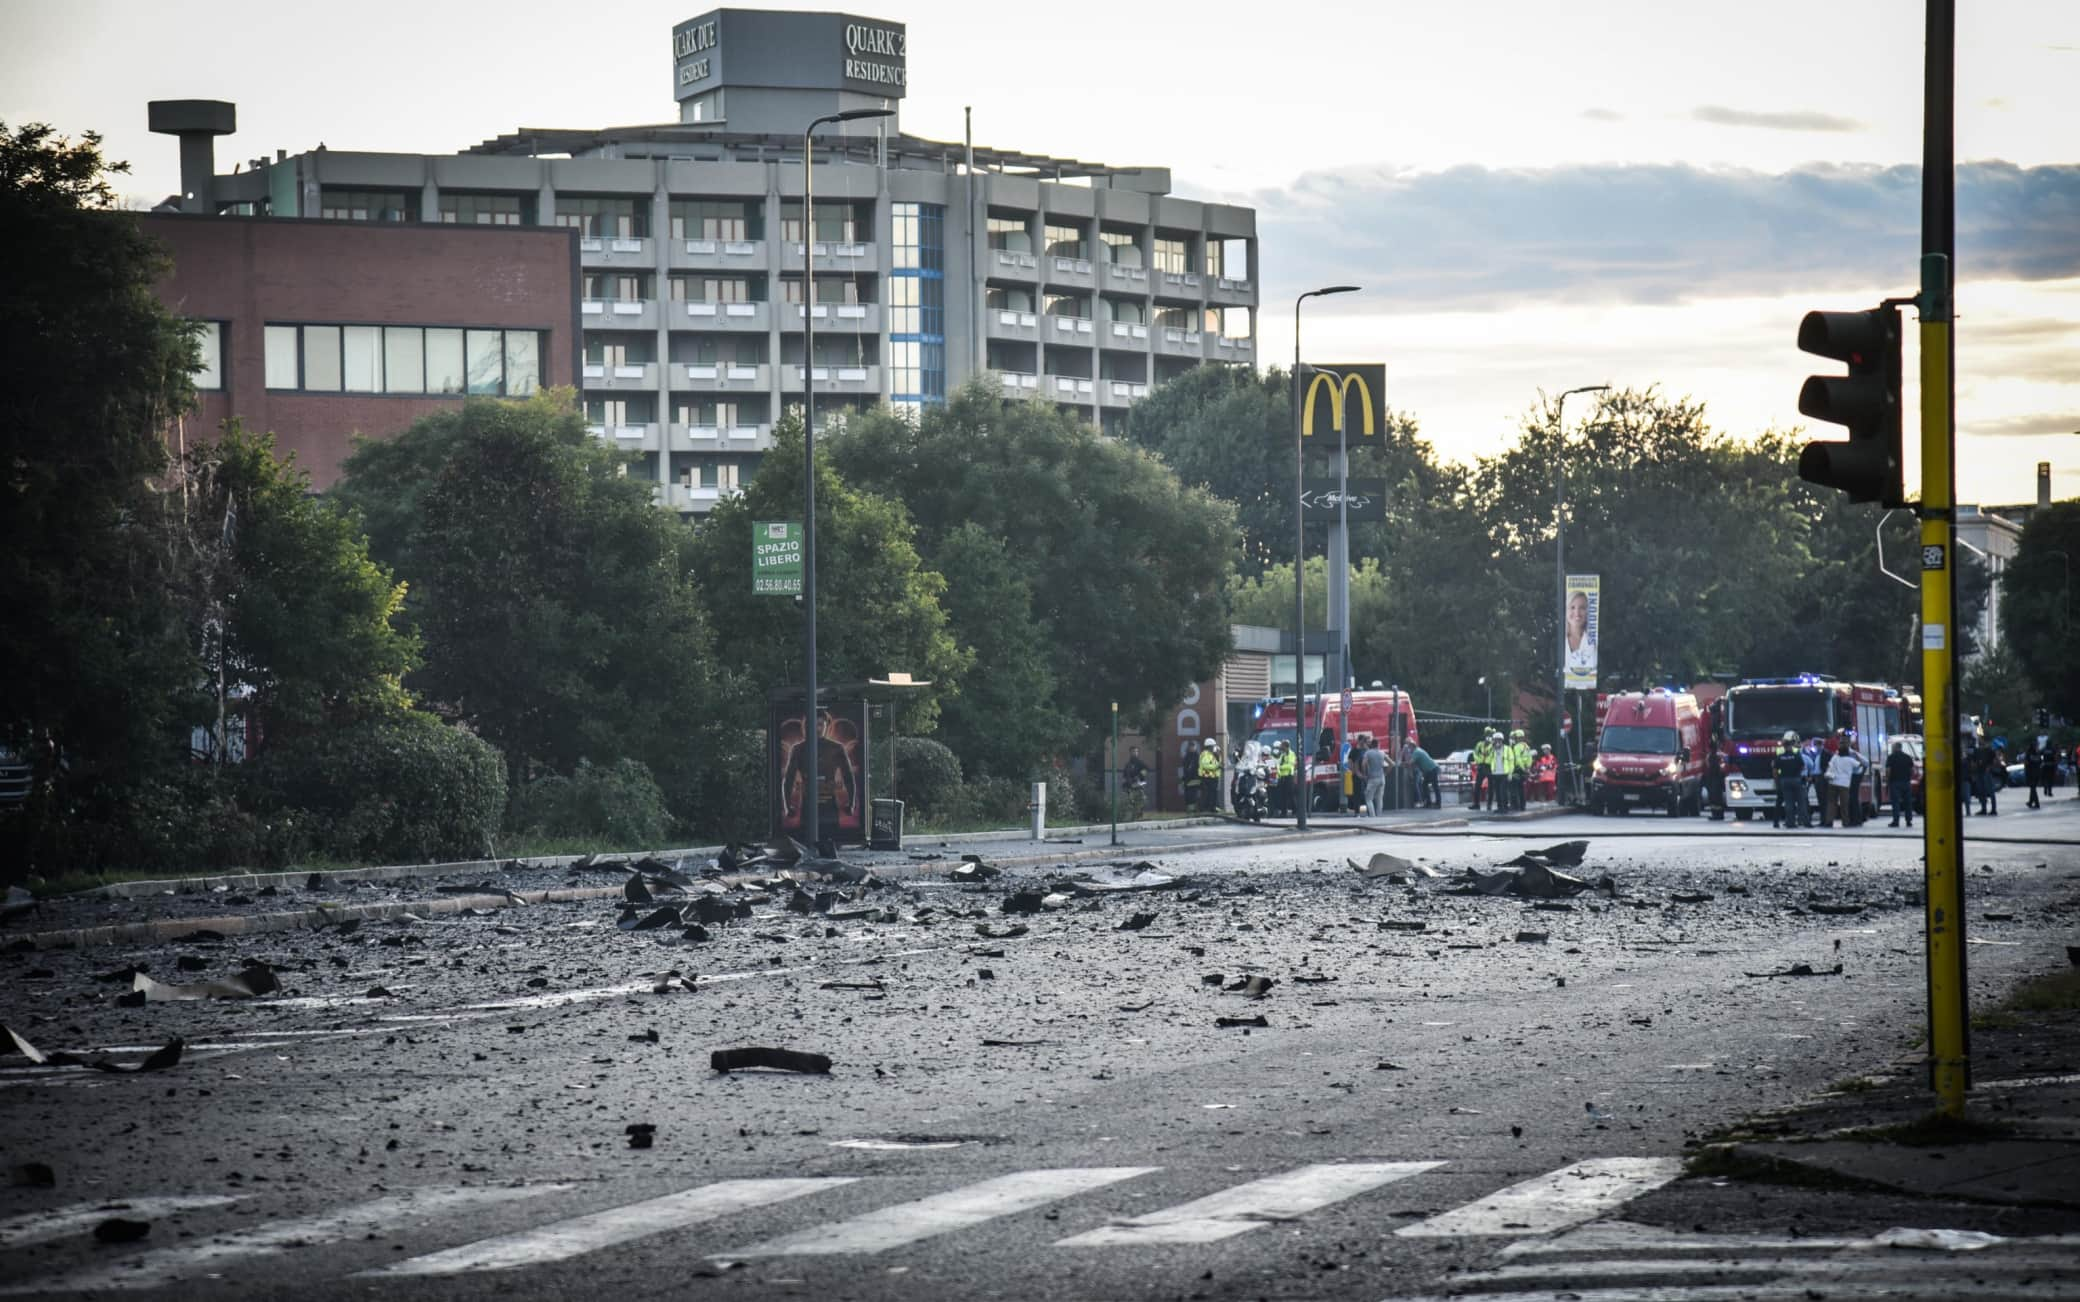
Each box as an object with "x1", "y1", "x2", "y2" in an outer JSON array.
[{"x1": 1917, "y1": 252, "x2": 1966, "y2": 1117}]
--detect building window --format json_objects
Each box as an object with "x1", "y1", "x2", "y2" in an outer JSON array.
[
  {"x1": 190, "y1": 321, "x2": 224, "y2": 391},
  {"x1": 1044, "y1": 294, "x2": 1090, "y2": 319},
  {"x1": 555, "y1": 197, "x2": 648, "y2": 239},
  {"x1": 987, "y1": 215, "x2": 1031, "y2": 252},
  {"x1": 784, "y1": 275, "x2": 862, "y2": 305},
  {"x1": 1153, "y1": 236, "x2": 1190, "y2": 275},
  {"x1": 1099, "y1": 229, "x2": 1141, "y2": 267},
  {"x1": 889, "y1": 202, "x2": 945, "y2": 413},
  {"x1": 669, "y1": 200, "x2": 761, "y2": 241},
  {"x1": 320, "y1": 189, "x2": 415, "y2": 222},
  {"x1": 780, "y1": 202, "x2": 859, "y2": 245},
  {"x1": 586, "y1": 337, "x2": 655, "y2": 367},
  {"x1": 985, "y1": 287, "x2": 1034, "y2": 312},
  {"x1": 1044, "y1": 222, "x2": 1086, "y2": 260},
  {"x1": 1153, "y1": 306, "x2": 1195, "y2": 331},
  {"x1": 670, "y1": 274, "x2": 758, "y2": 302},
  {"x1": 584, "y1": 273, "x2": 653, "y2": 302},
  {"x1": 440, "y1": 193, "x2": 530, "y2": 226},
  {"x1": 263, "y1": 323, "x2": 542, "y2": 397}
]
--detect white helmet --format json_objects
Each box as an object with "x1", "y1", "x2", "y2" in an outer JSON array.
[{"x1": 1782, "y1": 730, "x2": 1799, "y2": 743}]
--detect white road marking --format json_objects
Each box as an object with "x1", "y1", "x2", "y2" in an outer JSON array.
[
  {"x1": 1395, "y1": 1157, "x2": 1683, "y2": 1238},
  {"x1": 1, "y1": 1184, "x2": 563, "y2": 1294},
  {"x1": 363, "y1": 1178, "x2": 853, "y2": 1276},
  {"x1": 1057, "y1": 1162, "x2": 1440, "y2": 1246},
  {"x1": 0, "y1": 1196, "x2": 241, "y2": 1249},
  {"x1": 724, "y1": 1168, "x2": 1156, "y2": 1256}
]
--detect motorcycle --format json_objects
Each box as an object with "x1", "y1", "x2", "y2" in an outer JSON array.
[{"x1": 1230, "y1": 748, "x2": 1269, "y2": 822}]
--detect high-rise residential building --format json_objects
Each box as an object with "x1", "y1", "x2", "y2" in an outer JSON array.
[{"x1": 150, "y1": 9, "x2": 1259, "y2": 510}]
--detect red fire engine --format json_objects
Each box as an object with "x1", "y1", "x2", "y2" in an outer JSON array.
[{"x1": 1707, "y1": 675, "x2": 1918, "y2": 820}]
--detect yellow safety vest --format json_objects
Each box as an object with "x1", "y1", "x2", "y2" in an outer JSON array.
[
  {"x1": 1198, "y1": 748, "x2": 1222, "y2": 779},
  {"x1": 1473, "y1": 741, "x2": 1492, "y2": 767},
  {"x1": 1276, "y1": 751, "x2": 1296, "y2": 779}
]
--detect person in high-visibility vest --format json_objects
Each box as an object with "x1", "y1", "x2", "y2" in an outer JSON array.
[
  {"x1": 1197, "y1": 737, "x2": 1223, "y2": 813},
  {"x1": 1471, "y1": 733, "x2": 1495, "y2": 810},
  {"x1": 1273, "y1": 741, "x2": 1297, "y2": 816},
  {"x1": 1505, "y1": 728, "x2": 1533, "y2": 811}
]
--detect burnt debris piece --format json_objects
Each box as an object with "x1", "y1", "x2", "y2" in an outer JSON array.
[{"x1": 710, "y1": 1046, "x2": 833, "y2": 1075}]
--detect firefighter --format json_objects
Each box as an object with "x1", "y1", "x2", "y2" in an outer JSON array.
[
  {"x1": 1197, "y1": 736, "x2": 1223, "y2": 813},
  {"x1": 1471, "y1": 731, "x2": 1495, "y2": 811},
  {"x1": 1273, "y1": 740, "x2": 1297, "y2": 816},
  {"x1": 1772, "y1": 731, "x2": 1808, "y2": 828}
]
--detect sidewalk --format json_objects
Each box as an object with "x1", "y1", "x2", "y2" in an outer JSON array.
[{"x1": 1700, "y1": 990, "x2": 2080, "y2": 1213}]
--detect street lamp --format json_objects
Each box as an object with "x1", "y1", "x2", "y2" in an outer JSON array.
[
  {"x1": 1291, "y1": 284, "x2": 1359, "y2": 828},
  {"x1": 1552, "y1": 383, "x2": 1609, "y2": 804},
  {"x1": 801, "y1": 106, "x2": 894, "y2": 854}
]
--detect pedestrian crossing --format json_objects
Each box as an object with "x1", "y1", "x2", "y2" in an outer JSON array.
[
  {"x1": 1394, "y1": 1219, "x2": 2080, "y2": 1300},
  {"x1": 9, "y1": 1154, "x2": 2018, "y2": 1296}
]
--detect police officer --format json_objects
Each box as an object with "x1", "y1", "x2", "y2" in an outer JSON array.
[
  {"x1": 1509, "y1": 729, "x2": 1534, "y2": 811},
  {"x1": 1197, "y1": 736, "x2": 1223, "y2": 813},
  {"x1": 1471, "y1": 731, "x2": 1496, "y2": 811},
  {"x1": 1772, "y1": 731, "x2": 1808, "y2": 828},
  {"x1": 1273, "y1": 740, "x2": 1297, "y2": 816}
]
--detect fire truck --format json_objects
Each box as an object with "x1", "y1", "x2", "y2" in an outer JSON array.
[{"x1": 1709, "y1": 675, "x2": 1917, "y2": 820}]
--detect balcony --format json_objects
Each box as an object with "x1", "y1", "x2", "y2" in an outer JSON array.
[
  {"x1": 1153, "y1": 325, "x2": 1204, "y2": 358},
  {"x1": 582, "y1": 298, "x2": 659, "y2": 331},
  {"x1": 986, "y1": 308, "x2": 1040, "y2": 343},
  {"x1": 1152, "y1": 269, "x2": 1205, "y2": 301},
  {"x1": 1043, "y1": 255, "x2": 1095, "y2": 292},
  {"x1": 1102, "y1": 262, "x2": 1150, "y2": 293},
  {"x1": 1045, "y1": 314, "x2": 1096, "y2": 343},
  {"x1": 674, "y1": 361, "x2": 770, "y2": 391},
  {"x1": 677, "y1": 300, "x2": 769, "y2": 332},
  {"x1": 661, "y1": 482, "x2": 742, "y2": 513},
  {"x1": 589, "y1": 422, "x2": 661, "y2": 452},
  {"x1": 579, "y1": 236, "x2": 652, "y2": 269},
  {"x1": 667, "y1": 421, "x2": 772, "y2": 452},
  {"x1": 784, "y1": 363, "x2": 881, "y2": 393},
  {"x1": 668, "y1": 238, "x2": 766, "y2": 272},
  {"x1": 670, "y1": 421, "x2": 722, "y2": 448},
  {"x1": 997, "y1": 371, "x2": 1041, "y2": 400},
  {"x1": 780, "y1": 240, "x2": 880, "y2": 274},
  {"x1": 581, "y1": 361, "x2": 658, "y2": 391},
  {"x1": 1209, "y1": 334, "x2": 1252, "y2": 359},
  {"x1": 988, "y1": 248, "x2": 1040, "y2": 283},
  {"x1": 1103, "y1": 320, "x2": 1151, "y2": 349},
  {"x1": 1208, "y1": 275, "x2": 1255, "y2": 306},
  {"x1": 784, "y1": 302, "x2": 882, "y2": 334},
  {"x1": 724, "y1": 422, "x2": 774, "y2": 450},
  {"x1": 1045, "y1": 373, "x2": 1096, "y2": 403},
  {"x1": 1099, "y1": 379, "x2": 1151, "y2": 408}
]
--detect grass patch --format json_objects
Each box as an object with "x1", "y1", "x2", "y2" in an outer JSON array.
[
  {"x1": 1825, "y1": 1075, "x2": 1883, "y2": 1095},
  {"x1": 1830, "y1": 1112, "x2": 2014, "y2": 1146},
  {"x1": 1974, "y1": 968, "x2": 2080, "y2": 1030}
]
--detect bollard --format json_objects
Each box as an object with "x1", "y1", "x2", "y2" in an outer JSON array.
[{"x1": 1029, "y1": 781, "x2": 1047, "y2": 840}]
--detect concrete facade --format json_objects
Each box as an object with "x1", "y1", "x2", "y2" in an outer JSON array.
[
  {"x1": 147, "y1": 7, "x2": 1257, "y2": 514},
  {"x1": 141, "y1": 213, "x2": 580, "y2": 488}
]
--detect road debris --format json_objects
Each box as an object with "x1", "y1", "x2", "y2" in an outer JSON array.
[
  {"x1": 131, "y1": 963, "x2": 278, "y2": 1002},
  {"x1": 625, "y1": 1123, "x2": 656, "y2": 1150},
  {"x1": 1744, "y1": 962, "x2": 1845, "y2": 978},
  {"x1": 1115, "y1": 912, "x2": 1159, "y2": 932},
  {"x1": 4, "y1": 1025, "x2": 184, "y2": 1073},
  {"x1": 710, "y1": 1046, "x2": 833, "y2": 1074},
  {"x1": 93, "y1": 1218, "x2": 152, "y2": 1244},
  {"x1": 1215, "y1": 1015, "x2": 1269, "y2": 1028}
]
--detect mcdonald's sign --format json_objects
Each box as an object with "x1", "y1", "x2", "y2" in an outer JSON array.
[{"x1": 1300, "y1": 363, "x2": 1387, "y2": 447}]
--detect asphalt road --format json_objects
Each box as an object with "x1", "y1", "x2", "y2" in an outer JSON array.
[{"x1": 4, "y1": 804, "x2": 2077, "y2": 1300}]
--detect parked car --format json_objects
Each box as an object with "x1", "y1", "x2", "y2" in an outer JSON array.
[{"x1": 0, "y1": 744, "x2": 29, "y2": 809}]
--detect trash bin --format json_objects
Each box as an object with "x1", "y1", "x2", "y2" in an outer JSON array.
[{"x1": 870, "y1": 798, "x2": 904, "y2": 851}]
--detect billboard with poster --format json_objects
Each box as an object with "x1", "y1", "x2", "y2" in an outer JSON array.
[
  {"x1": 1563, "y1": 574, "x2": 1600, "y2": 691},
  {"x1": 769, "y1": 699, "x2": 869, "y2": 843}
]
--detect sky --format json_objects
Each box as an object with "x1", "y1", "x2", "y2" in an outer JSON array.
[{"x1": 6, "y1": 0, "x2": 2076, "y2": 504}]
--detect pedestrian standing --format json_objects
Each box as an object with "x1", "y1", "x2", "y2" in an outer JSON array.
[
  {"x1": 1362, "y1": 736, "x2": 1388, "y2": 815},
  {"x1": 1772, "y1": 732, "x2": 1807, "y2": 828},
  {"x1": 1825, "y1": 745, "x2": 1858, "y2": 826},
  {"x1": 1805, "y1": 739, "x2": 1830, "y2": 826},
  {"x1": 1505, "y1": 729, "x2": 1532, "y2": 811},
  {"x1": 1273, "y1": 740, "x2": 1297, "y2": 816},
  {"x1": 1886, "y1": 740, "x2": 1916, "y2": 827},
  {"x1": 2023, "y1": 741, "x2": 2042, "y2": 810},
  {"x1": 1197, "y1": 736, "x2": 1223, "y2": 814},
  {"x1": 1180, "y1": 739, "x2": 1201, "y2": 814}
]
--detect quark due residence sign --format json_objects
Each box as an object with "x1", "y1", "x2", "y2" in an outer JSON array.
[{"x1": 672, "y1": 10, "x2": 908, "y2": 102}]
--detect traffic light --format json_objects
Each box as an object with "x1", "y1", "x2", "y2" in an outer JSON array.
[{"x1": 1796, "y1": 306, "x2": 1903, "y2": 506}]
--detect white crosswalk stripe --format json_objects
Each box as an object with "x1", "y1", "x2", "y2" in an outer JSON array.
[
  {"x1": 1057, "y1": 1162, "x2": 1442, "y2": 1246},
  {"x1": 363, "y1": 1178, "x2": 855, "y2": 1276},
  {"x1": 0, "y1": 1184, "x2": 563, "y2": 1294},
  {"x1": 1393, "y1": 1219, "x2": 2080, "y2": 1300},
  {"x1": 1395, "y1": 1157, "x2": 1683, "y2": 1238},
  {"x1": 0, "y1": 1196, "x2": 242, "y2": 1249},
  {"x1": 722, "y1": 1167, "x2": 1157, "y2": 1257}
]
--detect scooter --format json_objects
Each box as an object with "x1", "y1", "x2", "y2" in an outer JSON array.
[{"x1": 1230, "y1": 750, "x2": 1269, "y2": 822}]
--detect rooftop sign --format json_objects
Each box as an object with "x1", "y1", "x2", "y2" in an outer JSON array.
[{"x1": 672, "y1": 10, "x2": 907, "y2": 105}]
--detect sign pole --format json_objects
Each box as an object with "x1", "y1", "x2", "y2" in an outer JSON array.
[
  {"x1": 1918, "y1": 0, "x2": 1967, "y2": 1118},
  {"x1": 1110, "y1": 701, "x2": 1120, "y2": 847}
]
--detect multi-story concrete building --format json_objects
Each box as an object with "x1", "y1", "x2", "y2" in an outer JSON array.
[{"x1": 151, "y1": 8, "x2": 1259, "y2": 509}]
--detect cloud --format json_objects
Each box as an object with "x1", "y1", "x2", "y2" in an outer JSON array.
[
  {"x1": 1968, "y1": 412, "x2": 2080, "y2": 438},
  {"x1": 1250, "y1": 160, "x2": 2080, "y2": 312},
  {"x1": 1581, "y1": 108, "x2": 1624, "y2": 122},
  {"x1": 1692, "y1": 105, "x2": 1863, "y2": 132}
]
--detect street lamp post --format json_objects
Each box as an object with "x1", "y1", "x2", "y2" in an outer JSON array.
[
  {"x1": 1291, "y1": 285, "x2": 1359, "y2": 829},
  {"x1": 1552, "y1": 384, "x2": 1608, "y2": 805},
  {"x1": 801, "y1": 106, "x2": 894, "y2": 854}
]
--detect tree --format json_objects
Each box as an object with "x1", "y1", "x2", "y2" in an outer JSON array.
[
  {"x1": 2001, "y1": 500, "x2": 2080, "y2": 717},
  {"x1": 172, "y1": 422, "x2": 417, "y2": 744},
  {"x1": 1960, "y1": 645, "x2": 2038, "y2": 740},
  {"x1": 345, "y1": 393, "x2": 750, "y2": 828},
  {"x1": 687, "y1": 413, "x2": 966, "y2": 736},
  {"x1": 929, "y1": 524, "x2": 1078, "y2": 778},
  {"x1": 830, "y1": 380, "x2": 1236, "y2": 739},
  {"x1": 0, "y1": 123, "x2": 204, "y2": 859}
]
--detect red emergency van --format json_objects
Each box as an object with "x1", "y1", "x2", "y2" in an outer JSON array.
[
  {"x1": 1591, "y1": 690, "x2": 1707, "y2": 816},
  {"x1": 1249, "y1": 690, "x2": 1419, "y2": 812}
]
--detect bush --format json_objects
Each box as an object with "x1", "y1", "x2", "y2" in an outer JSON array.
[
  {"x1": 35, "y1": 767, "x2": 311, "y2": 875},
  {"x1": 254, "y1": 712, "x2": 506, "y2": 864},
  {"x1": 510, "y1": 758, "x2": 673, "y2": 847},
  {"x1": 937, "y1": 775, "x2": 1029, "y2": 828},
  {"x1": 895, "y1": 737, "x2": 963, "y2": 815}
]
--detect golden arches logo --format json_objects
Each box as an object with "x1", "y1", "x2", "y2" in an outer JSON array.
[{"x1": 1301, "y1": 368, "x2": 1381, "y2": 438}]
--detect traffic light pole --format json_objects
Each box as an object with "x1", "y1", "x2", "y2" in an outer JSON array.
[{"x1": 1917, "y1": 0, "x2": 1967, "y2": 1118}]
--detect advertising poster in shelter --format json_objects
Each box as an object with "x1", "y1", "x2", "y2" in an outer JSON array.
[
  {"x1": 1563, "y1": 574, "x2": 1600, "y2": 691},
  {"x1": 769, "y1": 700, "x2": 868, "y2": 842}
]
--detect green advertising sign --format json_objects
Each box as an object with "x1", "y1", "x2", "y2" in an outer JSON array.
[{"x1": 752, "y1": 520, "x2": 803, "y2": 596}]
